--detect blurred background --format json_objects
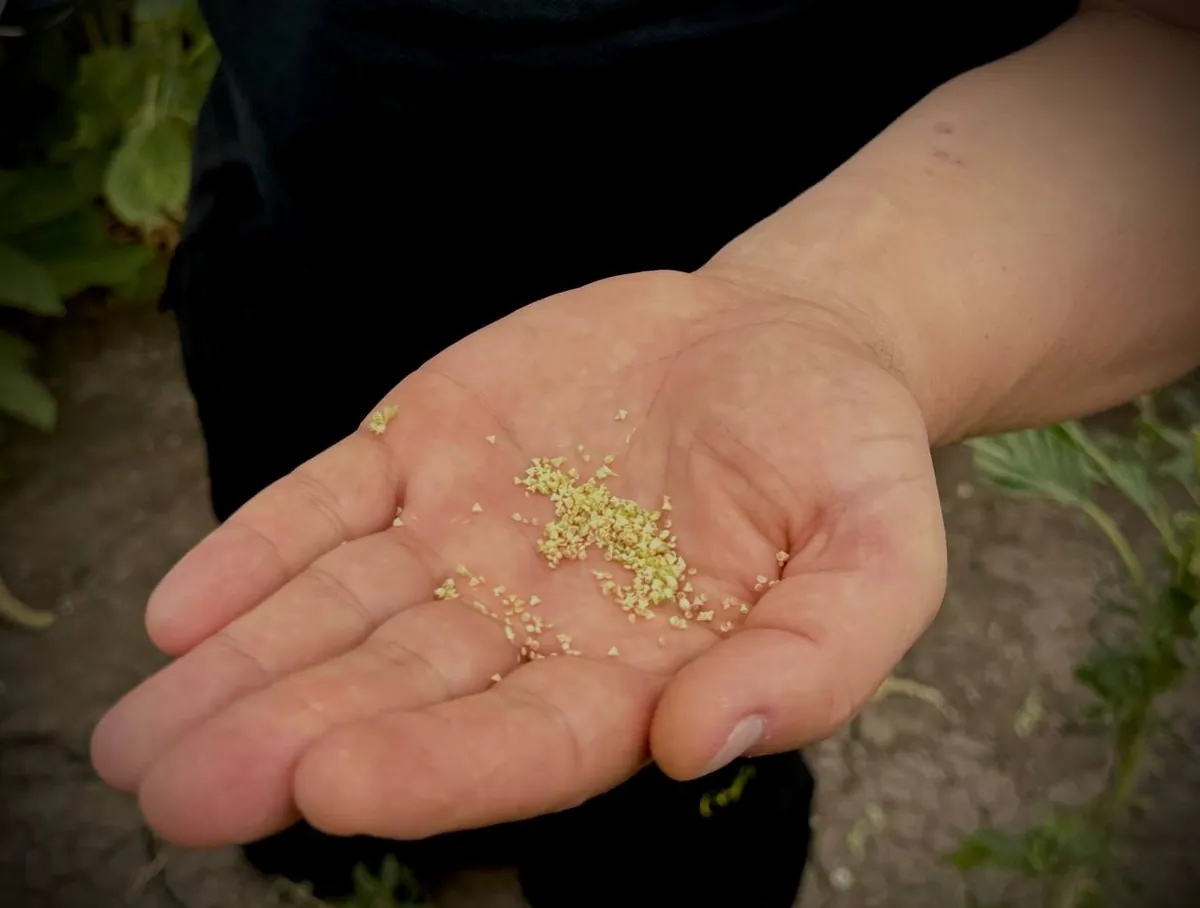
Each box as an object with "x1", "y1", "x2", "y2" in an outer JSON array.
[{"x1": 0, "y1": 2, "x2": 1198, "y2": 906}]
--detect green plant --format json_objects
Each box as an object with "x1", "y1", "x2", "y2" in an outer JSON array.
[
  {"x1": 951, "y1": 390, "x2": 1200, "y2": 908},
  {"x1": 271, "y1": 856, "x2": 433, "y2": 908},
  {"x1": 0, "y1": 0, "x2": 215, "y2": 433}
]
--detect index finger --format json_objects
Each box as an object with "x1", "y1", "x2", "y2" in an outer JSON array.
[{"x1": 145, "y1": 416, "x2": 403, "y2": 655}]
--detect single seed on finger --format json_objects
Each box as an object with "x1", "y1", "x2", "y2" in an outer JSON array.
[
  {"x1": 486, "y1": 435, "x2": 497, "y2": 444},
  {"x1": 615, "y1": 409, "x2": 628, "y2": 421},
  {"x1": 490, "y1": 673, "x2": 502, "y2": 683},
  {"x1": 471, "y1": 502, "x2": 483, "y2": 513},
  {"x1": 607, "y1": 646, "x2": 620, "y2": 657},
  {"x1": 367, "y1": 405, "x2": 399, "y2": 435}
]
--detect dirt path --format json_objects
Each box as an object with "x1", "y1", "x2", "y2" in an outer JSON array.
[{"x1": 1, "y1": 308, "x2": 1197, "y2": 908}]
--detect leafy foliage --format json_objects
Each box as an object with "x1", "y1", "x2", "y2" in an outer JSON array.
[
  {"x1": 272, "y1": 856, "x2": 432, "y2": 908},
  {"x1": 0, "y1": 0, "x2": 215, "y2": 435},
  {"x1": 957, "y1": 393, "x2": 1200, "y2": 907}
]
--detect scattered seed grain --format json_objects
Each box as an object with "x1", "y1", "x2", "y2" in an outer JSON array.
[{"x1": 367, "y1": 405, "x2": 399, "y2": 435}]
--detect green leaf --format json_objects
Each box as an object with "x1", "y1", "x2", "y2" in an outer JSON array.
[
  {"x1": 968, "y1": 426, "x2": 1093, "y2": 507},
  {"x1": 104, "y1": 118, "x2": 192, "y2": 231},
  {"x1": 949, "y1": 829, "x2": 1029, "y2": 873},
  {"x1": 136, "y1": 0, "x2": 188, "y2": 21},
  {"x1": 10, "y1": 205, "x2": 109, "y2": 256},
  {"x1": 112, "y1": 254, "x2": 169, "y2": 305},
  {"x1": 0, "y1": 244, "x2": 65, "y2": 315},
  {"x1": 0, "y1": 165, "x2": 99, "y2": 237},
  {"x1": 73, "y1": 46, "x2": 150, "y2": 135},
  {"x1": 46, "y1": 245, "x2": 160, "y2": 298},
  {"x1": 9, "y1": 207, "x2": 158, "y2": 298},
  {"x1": 0, "y1": 330, "x2": 37, "y2": 365},
  {"x1": 1060, "y1": 421, "x2": 1176, "y2": 545},
  {"x1": 0, "y1": 353, "x2": 56, "y2": 431}
]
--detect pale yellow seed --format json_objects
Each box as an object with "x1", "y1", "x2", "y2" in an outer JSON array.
[
  {"x1": 740, "y1": 603, "x2": 750, "y2": 614},
  {"x1": 512, "y1": 512, "x2": 523, "y2": 522},
  {"x1": 486, "y1": 435, "x2": 497, "y2": 444},
  {"x1": 697, "y1": 611, "x2": 714, "y2": 622},
  {"x1": 776, "y1": 550, "x2": 790, "y2": 564},
  {"x1": 456, "y1": 564, "x2": 471, "y2": 576},
  {"x1": 471, "y1": 502, "x2": 483, "y2": 513},
  {"x1": 608, "y1": 646, "x2": 620, "y2": 657},
  {"x1": 504, "y1": 625, "x2": 516, "y2": 641},
  {"x1": 367, "y1": 405, "x2": 399, "y2": 435},
  {"x1": 615, "y1": 409, "x2": 628, "y2": 421},
  {"x1": 434, "y1": 578, "x2": 459, "y2": 600},
  {"x1": 529, "y1": 595, "x2": 541, "y2": 606},
  {"x1": 491, "y1": 673, "x2": 503, "y2": 682}
]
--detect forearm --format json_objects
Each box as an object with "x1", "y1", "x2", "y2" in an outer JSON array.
[{"x1": 705, "y1": 8, "x2": 1200, "y2": 445}]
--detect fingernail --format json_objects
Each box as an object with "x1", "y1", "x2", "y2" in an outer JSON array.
[{"x1": 701, "y1": 715, "x2": 766, "y2": 776}]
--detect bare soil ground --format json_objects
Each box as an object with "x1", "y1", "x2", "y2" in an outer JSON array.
[{"x1": 1, "y1": 308, "x2": 1198, "y2": 908}]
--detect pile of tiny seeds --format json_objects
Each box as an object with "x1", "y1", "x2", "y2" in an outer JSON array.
[
  {"x1": 360, "y1": 405, "x2": 788, "y2": 663},
  {"x1": 517, "y1": 456, "x2": 691, "y2": 622}
]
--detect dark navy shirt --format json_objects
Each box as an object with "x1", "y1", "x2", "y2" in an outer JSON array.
[{"x1": 171, "y1": 0, "x2": 1076, "y2": 517}]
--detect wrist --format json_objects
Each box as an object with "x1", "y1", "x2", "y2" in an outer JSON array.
[{"x1": 698, "y1": 179, "x2": 992, "y2": 447}]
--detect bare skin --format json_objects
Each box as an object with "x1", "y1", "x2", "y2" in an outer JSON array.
[
  {"x1": 91, "y1": 270, "x2": 943, "y2": 844},
  {"x1": 91, "y1": 3, "x2": 1198, "y2": 849}
]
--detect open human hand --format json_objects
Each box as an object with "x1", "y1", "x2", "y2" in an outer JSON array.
[{"x1": 91, "y1": 270, "x2": 946, "y2": 847}]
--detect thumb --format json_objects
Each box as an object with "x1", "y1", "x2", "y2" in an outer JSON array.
[{"x1": 649, "y1": 479, "x2": 947, "y2": 780}]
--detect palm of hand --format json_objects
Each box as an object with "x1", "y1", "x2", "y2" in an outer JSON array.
[{"x1": 92, "y1": 271, "x2": 946, "y2": 847}]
